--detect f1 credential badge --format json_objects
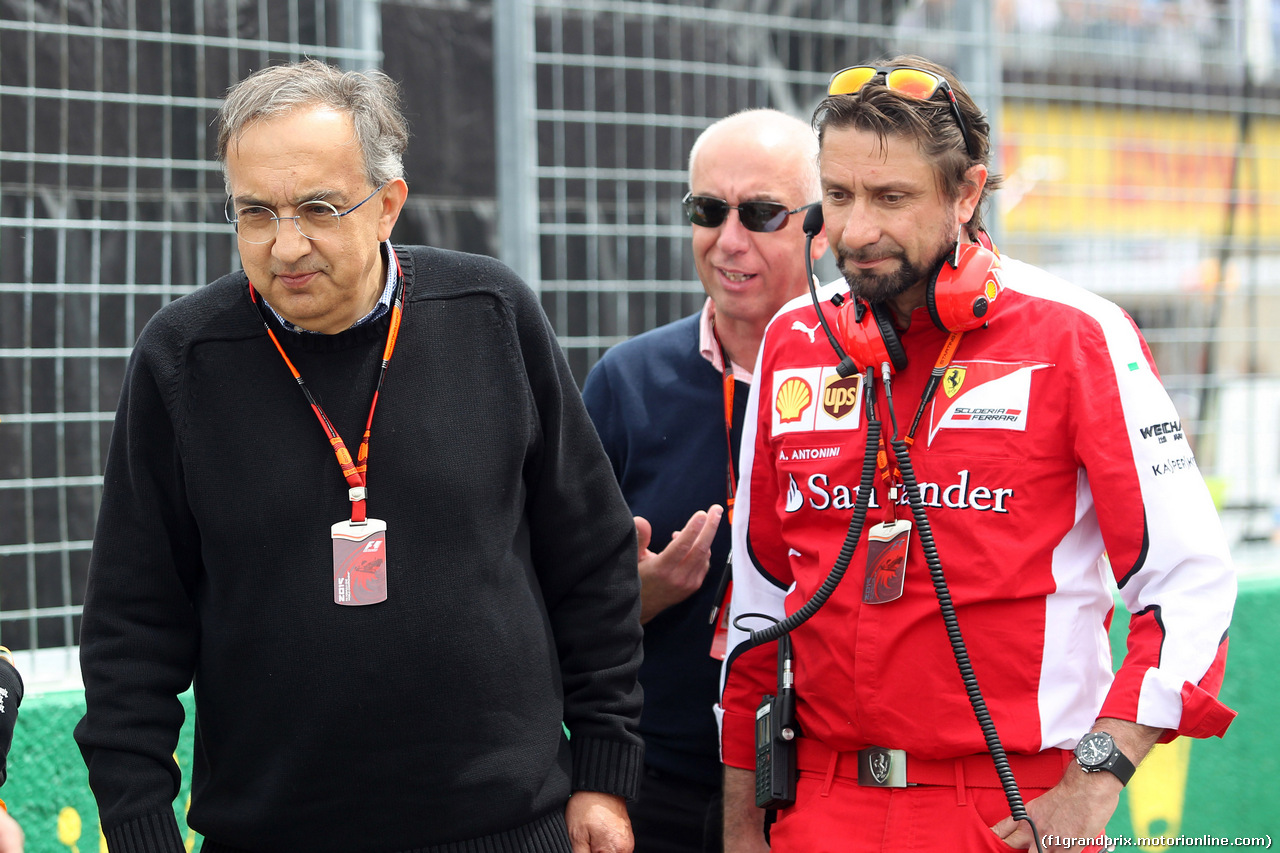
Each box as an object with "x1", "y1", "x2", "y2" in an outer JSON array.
[
  {"x1": 863, "y1": 520, "x2": 911, "y2": 604},
  {"x1": 332, "y1": 519, "x2": 388, "y2": 605}
]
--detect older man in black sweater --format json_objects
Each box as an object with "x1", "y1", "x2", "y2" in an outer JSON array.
[{"x1": 75, "y1": 61, "x2": 643, "y2": 853}]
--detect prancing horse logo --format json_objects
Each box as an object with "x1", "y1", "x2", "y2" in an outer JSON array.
[{"x1": 869, "y1": 749, "x2": 892, "y2": 784}]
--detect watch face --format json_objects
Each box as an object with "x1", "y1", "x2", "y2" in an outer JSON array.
[{"x1": 1077, "y1": 733, "x2": 1113, "y2": 766}]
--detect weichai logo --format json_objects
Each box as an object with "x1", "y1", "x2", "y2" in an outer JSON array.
[
  {"x1": 1139, "y1": 420, "x2": 1184, "y2": 444},
  {"x1": 822, "y1": 374, "x2": 860, "y2": 420},
  {"x1": 776, "y1": 377, "x2": 813, "y2": 423}
]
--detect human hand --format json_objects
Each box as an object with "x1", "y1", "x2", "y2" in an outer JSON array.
[
  {"x1": 566, "y1": 791, "x2": 632, "y2": 853},
  {"x1": 635, "y1": 506, "x2": 724, "y2": 623},
  {"x1": 0, "y1": 808, "x2": 23, "y2": 853},
  {"x1": 990, "y1": 768, "x2": 1121, "y2": 851},
  {"x1": 992, "y1": 720, "x2": 1161, "y2": 851}
]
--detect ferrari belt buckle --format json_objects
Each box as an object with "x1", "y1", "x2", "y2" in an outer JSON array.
[{"x1": 857, "y1": 746, "x2": 908, "y2": 788}]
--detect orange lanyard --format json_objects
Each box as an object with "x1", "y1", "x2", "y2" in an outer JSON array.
[
  {"x1": 905, "y1": 330, "x2": 964, "y2": 444},
  {"x1": 878, "y1": 330, "x2": 965, "y2": 520},
  {"x1": 712, "y1": 328, "x2": 739, "y2": 523},
  {"x1": 708, "y1": 327, "x2": 740, "y2": 650},
  {"x1": 247, "y1": 254, "x2": 404, "y2": 524}
]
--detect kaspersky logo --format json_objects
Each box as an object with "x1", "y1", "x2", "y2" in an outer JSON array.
[{"x1": 927, "y1": 360, "x2": 1052, "y2": 445}]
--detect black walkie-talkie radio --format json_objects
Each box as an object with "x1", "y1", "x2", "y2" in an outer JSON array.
[{"x1": 754, "y1": 634, "x2": 796, "y2": 809}]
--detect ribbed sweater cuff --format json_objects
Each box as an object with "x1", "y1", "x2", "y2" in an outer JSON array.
[
  {"x1": 570, "y1": 736, "x2": 644, "y2": 800},
  {"x1": 200, "y1": 810, "x2": 572, "y2": 853},
  {"x1": 103, "y1": 811, "x2": 185, "y2": 853}
]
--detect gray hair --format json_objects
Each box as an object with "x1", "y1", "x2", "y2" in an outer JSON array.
[{"x1": 216, "y1": 59, "x2": 408, "y2": 191}]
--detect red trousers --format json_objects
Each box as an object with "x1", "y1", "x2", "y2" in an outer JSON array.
[
  {"x1": 768, "y1": 744, "x2": 1103, "y2": 852},
  {"x1": 771, "y1": 772, "x2": 1050, "y2": 852}
]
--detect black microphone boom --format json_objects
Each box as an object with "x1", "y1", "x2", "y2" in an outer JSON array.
[
  {"x1": 802, "y1": 202, "x2": 824, "y2": 238},
  {"x1": 800, "y1": 204, "x2": 858, "y2": 378}
]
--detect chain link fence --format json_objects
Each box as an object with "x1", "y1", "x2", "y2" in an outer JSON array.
[
  {"x1": 2, "y1": 0, "x2": 1277, "y2": 688},
  {"x1": 500, "y1": 0, "x2": 1280, "y2": 558},
  {"x1": 0, "y1": 0, "x2": 381, "y2": 686}
]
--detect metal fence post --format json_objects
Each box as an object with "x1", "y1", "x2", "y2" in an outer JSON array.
[{"x1": 494, "y1": 0, "x2": 542, "y2": 292}]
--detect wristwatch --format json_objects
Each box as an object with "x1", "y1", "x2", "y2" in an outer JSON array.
[{"x1": 1073, "y1": 731, "x2": 1136, "y2": 785}]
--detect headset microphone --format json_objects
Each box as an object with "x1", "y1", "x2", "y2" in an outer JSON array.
[
  {"x1": 801, "y1": 204, "x2": 858, "y2": 378},
  {"x1": 801, "y1": 201, "x2": 824, "y2": 239}
]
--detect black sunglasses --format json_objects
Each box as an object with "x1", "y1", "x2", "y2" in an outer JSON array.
[{"x1": 682, "y1": 192, "x2": 811, "y2": 233}]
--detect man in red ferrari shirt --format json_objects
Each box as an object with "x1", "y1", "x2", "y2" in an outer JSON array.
[{"x1": 719, "y1": 55, "x2": 1236, "y2": 853}]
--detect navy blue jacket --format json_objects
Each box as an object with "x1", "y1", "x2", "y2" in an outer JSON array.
[{"x1": 583, "y1": 312, "x2": 747, "y2": 787}]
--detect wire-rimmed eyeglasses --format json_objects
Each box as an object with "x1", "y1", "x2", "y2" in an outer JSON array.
[{"x1": 226, "y1": 184, "x2": 386, "y2": 244}]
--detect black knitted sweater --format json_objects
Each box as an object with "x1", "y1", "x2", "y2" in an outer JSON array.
[{"x1": 75, "y1": 246, "x2": 644, "y2": 853}]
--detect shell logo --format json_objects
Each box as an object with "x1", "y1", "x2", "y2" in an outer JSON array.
[
  {"x1": 776, "y1": 377, "x2": 813, "y2": 423},
  {"x1": 985, "y1": 267, "x2": 1003, "y2": 302}
]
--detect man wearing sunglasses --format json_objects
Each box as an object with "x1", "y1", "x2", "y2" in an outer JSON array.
[
  {"x1": 76, "y1": 61, "x2": 644, "y2": 853},
  {"x1": 719, "y1": 57, "x2": 1235, "y2": 852},
  {"x1": 583, "y1": 109, "x2": 828, "y2": 853}
]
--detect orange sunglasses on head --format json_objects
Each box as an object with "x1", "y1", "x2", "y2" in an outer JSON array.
[{"x1": 827, "y1": 65, "x2": 976, "y2": 159}]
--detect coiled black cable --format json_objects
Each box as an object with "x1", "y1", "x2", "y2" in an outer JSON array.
[
  {"x1": 735, "y1": 333, "x2": 1046, "y2": 849},
  {"x1": 746, "y1": 378, "x2": 881, "y2": 648},
  {"x1": 889, "y1": 436, "x2": 1045, "y2": 853}
]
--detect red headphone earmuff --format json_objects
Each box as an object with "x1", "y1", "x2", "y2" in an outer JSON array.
[
  {"x1": 835, "y1": 298, "x2": 908, "y2": 373},
  {"x1": 834, "y1": 236, "x2": 1002, "y2": 373},
  {"x1": 926, "y1": 241, "x2": 1003, "y2": 333}
]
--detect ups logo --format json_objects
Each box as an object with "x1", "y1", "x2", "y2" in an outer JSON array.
[{"x1": 823, "y1": 374, "x2": 861, "y2": 420}]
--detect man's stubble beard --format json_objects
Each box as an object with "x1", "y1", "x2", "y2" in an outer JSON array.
[{"x1": 836, "y1": 237, "x2": 954, "y2": 307}]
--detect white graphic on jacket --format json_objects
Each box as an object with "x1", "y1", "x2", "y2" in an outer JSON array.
[
  {"x1": 791, "y1": 319, "x2": 821, "y2": 343},
  {"x1": 926, "y1": 360, "x2": 1052, "y2": 445}
]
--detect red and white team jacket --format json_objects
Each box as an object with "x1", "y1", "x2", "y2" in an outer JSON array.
[{"x1": 717, "y1": 257, "x2": 1237, "y2": 771}]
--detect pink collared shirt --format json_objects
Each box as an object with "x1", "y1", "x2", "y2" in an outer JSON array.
[{"x1": 697, "y1": 298, "x2": 753, "y2": 384}]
